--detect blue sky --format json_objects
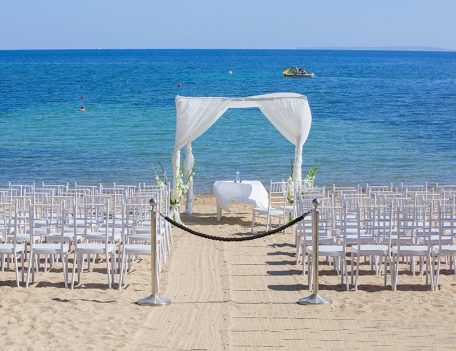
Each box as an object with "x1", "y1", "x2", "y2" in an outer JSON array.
[{"x1": 1, "y1": 0, "x2": 455, "y2": 50}]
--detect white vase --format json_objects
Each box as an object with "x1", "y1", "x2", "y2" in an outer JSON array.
[{"x1": 170, "y1": 204, "x2": 182, "y2": 224}]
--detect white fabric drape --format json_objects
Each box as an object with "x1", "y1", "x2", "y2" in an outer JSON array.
[
  {"x1": 184, "y1": 143, "x2": 194, "y2": 213},
  {"x1": 173, "y1": 93, "x2": 312, "y2": 214},
  {"x1": 173, "y1": 97, "x2": 231, "y2": 209},
  {"x1": 254, "y1": 95, "x2": 311, "y2": 188},
  {"x1": 175, "y1": 97, "x2": 231, "y2": 151}
]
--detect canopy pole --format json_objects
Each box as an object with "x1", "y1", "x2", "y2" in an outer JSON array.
[
  {"x1": 294, "y1": 142, "x2": 303, "y2": 191},
  {"x1": 172, "y1": 149, "x2": 181, "y2": 204},
  {"x1": 184, "y1": 143, "x2": 194, "y2": 214}
]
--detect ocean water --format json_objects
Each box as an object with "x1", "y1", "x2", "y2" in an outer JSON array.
[{"x1": 0, "y1": 49, "x2": 455, "y2": 191}]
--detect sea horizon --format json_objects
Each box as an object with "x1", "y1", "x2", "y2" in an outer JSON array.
[{"x1": 1, "y1": 47, "x2": 455, "y2": 52}]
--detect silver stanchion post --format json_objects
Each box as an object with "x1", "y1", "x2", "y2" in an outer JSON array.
[
  {"x1": 298, "y1": 198, "x2": 332, "y2": 305},
  {"x1": 136, "y1": 198, "x2": 171, "y2": 306}
]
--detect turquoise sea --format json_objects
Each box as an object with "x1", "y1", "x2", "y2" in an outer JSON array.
[{"x1": 0, "y1": 49, "x2": 455, "y2": 191}]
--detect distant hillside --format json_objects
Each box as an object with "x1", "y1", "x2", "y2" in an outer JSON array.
[{"x1": 296, "y1": 46, "x2": 453, "y2": 52}]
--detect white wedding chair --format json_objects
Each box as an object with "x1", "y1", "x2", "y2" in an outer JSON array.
[
  {"x1": 71, "y1": 200, "x2": 117, "y2": 289},
  {"x1": 118, "y1": 202, "x2": 153, "y2": 290},
  {"x1": 351, "y1": 205, "x2": 392, "y2": 290},
  {"x1": 295, "y1": 196, "x2": 334, "y2": 270},
  {"x1": 251, "y1": 181, "x2": 287, "y2": 233},
  {"x1": 0, "y1": 201, "x2": 26, "y2": 286},
  {"x1": 304, "y1": 204, "x2": 349, "y2": 291},
  {"x1": 390, "y1": 204, "x2": 433, "y2": 291},
  {"x1": 26, "y1": 201, "x2": 71, "y2": 288},
  {"x1": 432, "y1": 203, "x2": 456, "y2": 289}
]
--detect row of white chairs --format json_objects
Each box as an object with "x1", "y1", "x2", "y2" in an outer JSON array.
[
  {"x1": 294, "y1": 184, "x2": 456, "y2": 291},
  {"x1": 251, "y1": 181, "x2": 456, "y2": 233},
  {"x1": 0, "y1": 183, "x2": 172, "y2": 290}
]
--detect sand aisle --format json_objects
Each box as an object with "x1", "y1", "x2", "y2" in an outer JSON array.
[{"x1": 1, "y1": 196, "x2": 456, "y2": 350}]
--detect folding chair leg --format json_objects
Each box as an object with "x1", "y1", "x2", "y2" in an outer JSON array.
[
  {"x1": 14, "y1": 253, "x2": 20, "y2": 287},
  {"x1": 62, "y1": 254, "x2": 68, "y2": 289},
  {"x1": 71, "y1": 253, "x2": 78, "y2": 290},
  {"x1": 119, "y1": 251, "x2": 127, "y2": 291},
  {"x1": 26, "y1": 251, "x2": 34, "y2": 288},
  {"x1": 106, "y1": 253, "x2": 112, "y2": 289}
]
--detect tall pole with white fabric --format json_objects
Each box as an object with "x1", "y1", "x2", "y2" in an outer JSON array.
[{"x1": 185, "y1": 143, "x2": 194, "y2": 214}]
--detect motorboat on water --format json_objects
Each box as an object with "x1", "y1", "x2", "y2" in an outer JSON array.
[{"x1": 283, "y1": 66, "x2": 315, "y2": 78}]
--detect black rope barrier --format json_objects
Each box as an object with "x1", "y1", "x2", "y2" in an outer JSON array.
[{"x1": 159, "y1": 210, "x2": 312, "y2": 242}]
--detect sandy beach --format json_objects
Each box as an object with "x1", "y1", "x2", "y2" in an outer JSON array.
[{"x1": 1, "y1": 195, "x2": 456, "y2": 350}]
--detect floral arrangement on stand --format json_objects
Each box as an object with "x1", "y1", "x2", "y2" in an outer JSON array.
[
  {"x1": 284, "y1": 161, "x2": 319, "y2": 221},
  {"x1": 286, "y1": 161, "x2": 295, "y2": 206},
  {"x1": 152, "y1": 161, "x2": 195, "y2": 223},
  {"x1": 304, "y1": 163, "x2": 319, "y2": 190}
]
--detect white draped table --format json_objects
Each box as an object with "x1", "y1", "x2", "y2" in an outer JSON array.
[{"x1": 213, "y1": 180, "x2": 269, "y2": 221}]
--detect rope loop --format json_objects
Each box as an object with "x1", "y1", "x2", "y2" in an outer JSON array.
[{"x1": 160, "y1": 210, "x2": 312, "y2": 242}]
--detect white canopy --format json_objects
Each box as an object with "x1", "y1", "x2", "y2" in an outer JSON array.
[{"x1": 172, "y1": 92, "x2": 312, "y2": 213}]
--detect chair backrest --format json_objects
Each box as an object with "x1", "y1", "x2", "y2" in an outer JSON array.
[
  {"x1": 0, "y1": 201, "x2": 16, "y2": 244},
  {"x1": 268, "y1": 181, "x2": 286, "y2": 212},
  {"x1": 392, "y1": 203, "x2": 431, "y2": 251},
  {"x1": 76, "y1": 199, "x2": 113, "y2": 246},
  {"x1": 357, "y1": 204, "x2": 393, "y2": 245},
  {"x1": 295, "y1": 194, "x2": 311, "y2": 242},
  {"x1": 29, "y1": 201, "x2": 71, "y2": 250},
  {"x1": 437, "y1": 202, "x2": 456, "y2": 249}
]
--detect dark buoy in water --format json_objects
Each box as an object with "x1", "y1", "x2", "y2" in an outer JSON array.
[{"x1": 177, "y1": 82, "x2": 182, "y2": 88}]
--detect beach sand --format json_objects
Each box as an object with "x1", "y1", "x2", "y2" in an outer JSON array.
[{"x1": 1, "y1": 195, "x2": 456, "y2": 350}]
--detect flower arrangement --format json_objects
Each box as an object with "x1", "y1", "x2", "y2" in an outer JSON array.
[
  {"x1": 286, "y1": 160, "x2": 295, "y2": 205},
  {"x1": 304, "y1": 163, "x2": 319, "y2": 189},
  {"x1": 152, "y1": 162, "x2": 170, "y2": 187},
  {"x1": 152, "y1": 161, "x2": 195, "y2": 222},
  {"x1": 284, "y1": 161, "x2": 319, "y2": 206}
]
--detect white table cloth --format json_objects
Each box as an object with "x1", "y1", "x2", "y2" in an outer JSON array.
[{"x1": 213, "y1": 180, "x2": 269, "y2": 221}]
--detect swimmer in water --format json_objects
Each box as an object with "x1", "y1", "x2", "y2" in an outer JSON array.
[
  {"x1": 80, "y1": 106, "x2": 86, "y2": 112},
  {"x1": 177, "y1": 82, "x2": 182, "y2": 88}
]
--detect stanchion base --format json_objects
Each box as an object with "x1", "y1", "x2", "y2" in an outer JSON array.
[
  {"x1": 298, "y1": 293, "x2": 332, "y2": 305},
  {"x1": 135, "y1": 294, "x2": 171, "y2": 306}
]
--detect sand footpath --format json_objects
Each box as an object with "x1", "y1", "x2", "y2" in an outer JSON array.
[{"x1": 1, "y1": 195, "x2": 456, "y2": 350}]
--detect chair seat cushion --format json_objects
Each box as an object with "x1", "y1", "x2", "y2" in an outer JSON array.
[
  {"x1": 33, "y1": 243, "x2": 69, "y2": 254},
  {"x1": 0, "y1": 243, "x2": 26, "y2": 254},
  {"x1": 344, "y1": 234, "x2": 376, "y2": 244},
  {"x1": 75, "y1": 243, "x2": 115, "y2": 254},
  {"x1": 300, "y1": 236, "x2": 334, "y2": 245},
  {"x1": 33, "y1": 227, "x2": 49, "y2": 235},
  {"x1": 352, "y1": 244, "x2": 388, "y2": 255},
  {"x1": 392, "y1": 245, "x2": 429, "y2": 255},
  {"x1": 8, "y1": 234, "x2": 40, "y2": 242},
  {"x1": 46, "y1": 234, "x2": 74, "y2": 242},
  {"x1": 128, "y1": 234, "x2": 151, "y2": 242},
  {"x1": 124, "y1": 244, "x2": 151, "y2": 255},
  {"x1": 432, "y1": 245, "x2": 456, "y2": 254},
  {"x1": 84, "y1": 232, "x2": 121, "y2": 241},
  {"x1": 390, "y1": 235, "x2": 414, "y2": 243},
  {"x1": 306, "y1": 245, "x2": 344, "y2": 256},
  {"x1": 418, "y1": 235, "x2": 453, "y2": 245},
  {"x1": 253, "y1": 207, "x2": 284, "y2": 215}
]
